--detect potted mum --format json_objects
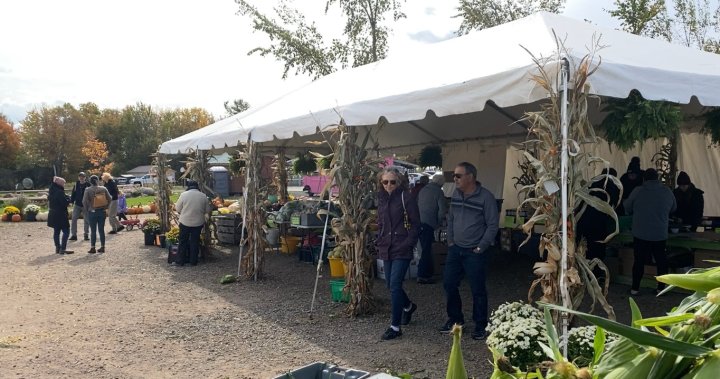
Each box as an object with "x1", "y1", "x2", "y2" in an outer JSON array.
[
  {"x1": 141, "y1": 218, "x2": 162, "y2": 246},
  {"x1": 2, "y1": 206, "x2": 21, "y2": 222},
  {"x1": 24, "y1": 204, "x2": 41, "y2": 222},
  {"x1": 165, "y1": 226, "x2": 180, "y2": 263}
]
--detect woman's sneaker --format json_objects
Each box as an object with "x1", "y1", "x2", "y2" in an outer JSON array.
[{"x1": 401, "y1": 302, "x2": 417, "y2": 325}]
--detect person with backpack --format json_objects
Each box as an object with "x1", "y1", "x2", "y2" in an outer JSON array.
[{"x1": 82, "y1": 175, "x2": 112, "y2": 254}]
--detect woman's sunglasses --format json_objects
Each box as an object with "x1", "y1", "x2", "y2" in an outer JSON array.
[{"x1": 381, "y1": 180, "x2": 397, "y2": 185}]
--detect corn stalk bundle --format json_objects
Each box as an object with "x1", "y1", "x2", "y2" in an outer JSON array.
[
  {"x1": 324, "y1": 121, "x2": 384, "y2": 316},
  {"x1": 180, "y1": 149, "x2": 216, "y2": 255},
  {"x1": 240, "y1": 140, "x2": 268, "y2": 279},
  {"x1": 273, "y1": 147, "x2": 289, "y2": 203},
  {"x1": 152, "y1": 150, "x2": 177, "y2": 233},
  {"x1": 519, "y1": 36, "x2": 617, "y2": 323}
]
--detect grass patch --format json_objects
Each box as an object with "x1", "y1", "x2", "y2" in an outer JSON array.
[{"x1": 126, "y1": 194, "x2": 179, "y2": 207}]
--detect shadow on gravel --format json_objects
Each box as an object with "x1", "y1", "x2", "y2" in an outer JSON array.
[
  {"x1": 26, "y1": 253, "x2": 65, "y2": 266},
  {"x1": 135, "y1": 241, "x2": 688, "y2": 378}
]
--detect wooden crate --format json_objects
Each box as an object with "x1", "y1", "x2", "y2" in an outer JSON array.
[{"x1": 213, "y1": 215, "x2": 242, "y2": 245}]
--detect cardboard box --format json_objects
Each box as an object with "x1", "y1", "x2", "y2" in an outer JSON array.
[{"x1": 376, "y1": 259, "x2": 417, "y2": 280}]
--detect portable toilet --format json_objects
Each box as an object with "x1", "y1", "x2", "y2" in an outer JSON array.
[{"x1": 209, "y1": 166, "x2": 230, "y2": 198}]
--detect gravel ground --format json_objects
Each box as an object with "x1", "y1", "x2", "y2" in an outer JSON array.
[{"x1": 0, "y1": 219, "x2": 687, "y2": 378}]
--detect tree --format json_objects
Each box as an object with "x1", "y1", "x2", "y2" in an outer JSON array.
[
  {"x1": 455, "y1": 0, "x2": 565, "y2": 35},
  {"x1": 607, "y1": 0, "x2": 673, "y2": 39},
  {"x1": 224, "y1": 99, "x2": 251, "y2": 116},
  {"x1": 672, "y1": 0, "x2": 720, "y2": 51},
  {"x1": 0, "y1": 114, "x2": 20, "y2": 170},
  {"x1": 19, "y1": 104, "x2": 92, "y2": 176},
  {"x1": 81, "y1": 138, "x2": 114, "y2": 175},
  {"x1": 235, "y1": 0, "x2": 405, "y2": 79},
  {"x1": 158, "y1": 108, "x2": 214, "y2": 143},
  {"x1": 116, "y1": 103, "x2": 161, "y2": 172}
]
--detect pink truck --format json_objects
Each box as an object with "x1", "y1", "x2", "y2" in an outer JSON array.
[{"x1": 302, "y1": 175, "x2": 338, "y2": 197}]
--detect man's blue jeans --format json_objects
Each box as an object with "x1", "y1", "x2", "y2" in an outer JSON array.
[
  {"x1": 383, "y1": 258, "x2": 411, "y2": 327},
  {"x1": 443, "y1": 244, "x2": 488, "y2": 330},
  {"x1": 53, "y1": 226, "x2": 69, "y2": 251},
  {"x1": 417, "y1": 223, "x2": 435, "y2": 279}
]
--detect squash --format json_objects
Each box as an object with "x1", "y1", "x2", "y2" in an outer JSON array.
[
  {"x1": 11, "y1": 214, "x2": 22, "y2": 222},
  {"x1": 36, "y1": 212, "x2": 49, "y2": 221},
  {"x1": 142, "y1": 205, "x2": 152, "y2": 214}
]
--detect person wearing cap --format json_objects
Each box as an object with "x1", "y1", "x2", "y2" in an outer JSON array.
[
  {"x1": 69, "y1": 172, "x2": 91, "y2": 241},
  {"x1": 673, "y1": 171, "x2": 704, "y2": 231},
  {"x1": 618, "y1": 157, "x2": 644, "y2": 215},
  {"x1": 174, "y1": 180, "x2": 211, "y2": 266},
  {"x1": 623, "y1": 168, "x2": 676, "y2": 296},
  {"x1": 82, "y1": 175, "x2": 112, "y2": 254},
  {"x1": 416, "y1": 172, "x2": 447, "y2": 284},
  {"x1": 47, "y1": 176, "x2": 74, "y2": 255},
  {"x1": 101, "y1": 172, "x2": 123, "y2": 234}
]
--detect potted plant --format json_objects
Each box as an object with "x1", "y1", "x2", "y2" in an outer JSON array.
[
  {"x1": 24, "y1": 204, "x2": 41, "y2": 222},
  {"x1": 2, "y1": 206, "x2": 20, "y2": 222},
  {"x1": 165, "y1": 226, "x2": 180, "y2": 263},
  {"x1": 141, "y1": 218, "x2": 162, "y2": 246}
]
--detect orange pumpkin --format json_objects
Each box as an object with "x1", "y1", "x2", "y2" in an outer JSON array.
[
  {"x1": 11, "y1": 214, "x2": 22, "y2": 222},
  {"x1": 149, "y1": 203, "x2": 157, "y2": 213},
  {"x1": 1, "y1": 214, "x2": 7, "y2": 221}
]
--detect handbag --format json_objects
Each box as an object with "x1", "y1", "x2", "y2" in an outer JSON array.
[{"x1": 92, "y1": 192, "x2": 108, "y2": 208}]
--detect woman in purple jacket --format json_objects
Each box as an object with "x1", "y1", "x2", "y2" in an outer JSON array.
[{"x1": 375, "y1": 167, "x2": 420, "y2": 340}]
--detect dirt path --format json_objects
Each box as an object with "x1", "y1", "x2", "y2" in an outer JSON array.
[{"x1": 0, "y1": 220, "x2": 686, "y2": 378}]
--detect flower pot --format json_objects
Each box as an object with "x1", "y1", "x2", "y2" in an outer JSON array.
[
  {"x1": 144, "y1": 232, "x2": 156, "y2": 246},
  {"x1": 25, "y1": 213, "x2": 37, "y2": 222},
  {"x1": 328, "y1": 257, "x2": 346, "y2": 278},
  {"x1": 156, "y1": 234, "x2": 167, "y2": 248}
]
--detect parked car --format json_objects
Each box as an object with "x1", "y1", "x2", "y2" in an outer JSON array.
[
  {"x1": 116, "y1": 174, "x2": 136, "y2": 185},
  {"x1": 132, "y1": 174, "x2": 157, "y2": 186},
  {"x1": 408, "y1": 172, "x2": 429, "y2": 187}
]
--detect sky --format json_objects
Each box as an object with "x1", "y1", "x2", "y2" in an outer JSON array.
[{"x1": 0, "y1": 0, "x2": 618, "y2": 124}]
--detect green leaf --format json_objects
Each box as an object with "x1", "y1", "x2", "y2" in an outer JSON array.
[
  {"x1": 634, "y1": 313, "x2": 695, "y2": 327},
  {"x1": 592, "y1": 326, "x2": 607, "y2": 366},
  {"x1": 629, "y1": 297, "x2": 643, "y2": 328},
  {"x1": 543, "y1": 308, "x2": 563, "y2": 361},
  {"x1": 539, "y1": 302, "x2": 712, "y2": 358}
]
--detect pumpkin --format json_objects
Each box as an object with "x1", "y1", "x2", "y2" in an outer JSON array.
[
  {"x1": 149, "y1": 203, "x2": 157, "y2": 213},
  {"x1": 36, "y1": 212, "x2": 49, "y2": 221},
  {"x1": 1, "y1": 214, "x2": 7, "y2": 221},
  {"x1": 11, "y1": 214, "x2": 22, "y2": 222},
  {"x1": 142, "y1": 205, "x2": 151, "y2": 214},
  {"x1": 223, "y1": 200, "x2": 234, "y2": 207}
]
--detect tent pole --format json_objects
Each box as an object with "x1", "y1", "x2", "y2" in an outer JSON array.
[
  {"x1": 559, "y1": 57, "x2": 571, "y2": 358},
  {"x1": 310, "y1": 199, "x2": 333, "y2": 314}
]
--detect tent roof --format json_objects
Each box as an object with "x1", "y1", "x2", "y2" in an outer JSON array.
[{"x1": 160, "y1": 11, "x2": 720, "y2": 154}]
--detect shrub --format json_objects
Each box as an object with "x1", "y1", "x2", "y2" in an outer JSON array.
[
  {"x1": 487, "y1": 301, "x2": 543, "y2": 333},
  {"x1": 486, "y1": 317, "x2": 548, "y2": 371},
  {"x1": 140, "y1": 187, "x2": 155, "y2": 196},
  {"x1": 3, "y1": 205, "x2": 20, "y2": 216},
  {"x1": 131, "y1": 189, "x2": 142, "y2": 197}
]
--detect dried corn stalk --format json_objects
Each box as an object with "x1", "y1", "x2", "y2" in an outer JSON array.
[
  {"x1": 152, "y1": 150, "x2": 177, "y2": 233},
  {"x1": 273, "y1": 147, "x2": 289, "y2": 203},
  {"x1": 324, "y1": 120, "x2": 384, "y2": 316},
  {"x1": 520, "y1": 36, "x2": 616, "y2": 322},
  {"x1": 240, "y1": 139, "x2": 269, "y2": 279}
]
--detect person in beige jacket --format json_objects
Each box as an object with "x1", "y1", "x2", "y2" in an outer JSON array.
[
  {"x1": 174, "y1": 180, "x2": 211, "y2": 266},
  {"x1": 82, "y1": 175, "x2": 112, "y2": 254}
]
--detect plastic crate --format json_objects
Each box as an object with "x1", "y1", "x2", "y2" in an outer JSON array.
[
  {"x1": 273, "y1": 362, "x2": 369, "y2": 379},
  {"x1": 330, "y1": 279, "x2": 350, "y2": 302}
]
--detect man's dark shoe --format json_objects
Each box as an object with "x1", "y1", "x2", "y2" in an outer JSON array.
[
  {"x1": 471, "y1": 328, "x2": 487, "y2": 340},
  {"x1": 439, "y1": 320, "x2": 463, "y2": 333},
  {"x1": 61, "y1": 250, "x2": 74, "y2": 255},
  {"x1": 87, "y1": 247, "x2": 96, "y2": 254},
  {"x1": 381, "y1": 327, "x2": 402, "y2": 340},
  {"x1": 97, "y1": 247, "x2": 105, "y2": 254},
  {"x1": 417, "y1": 277, "x2": 436, "y2": 284},
  {"x1": 108, "y1": 230, "x2": 117, "y2": 234},
  {"x1": 401, "y1": 302, "x2": 417, "y2": 325},
  {"x1": 69, "y1": 235, "x2": 77, "y2": 241}
]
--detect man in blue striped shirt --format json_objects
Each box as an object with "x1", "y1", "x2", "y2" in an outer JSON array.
[{"x1": 439, "y1": 162, "x2": 499, "y2": 340}]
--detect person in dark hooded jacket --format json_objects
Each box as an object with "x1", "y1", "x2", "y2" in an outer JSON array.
[
  {"x1": 47, "y1": 176, "x2": 74, "y2": 255},
  {"x1": 618, "y1": 157, "x2": 643, "y2": 215},
  {"x1": 673, "y1": 171, "x2": 704, "y2": 231},
  {"x1": 375, "y1": 167, "x2": 420, "y2": 340}
]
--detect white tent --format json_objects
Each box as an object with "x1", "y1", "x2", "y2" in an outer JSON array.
[{"x1": 160, "y1": 11, "x2": 720, "y2": 155}]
